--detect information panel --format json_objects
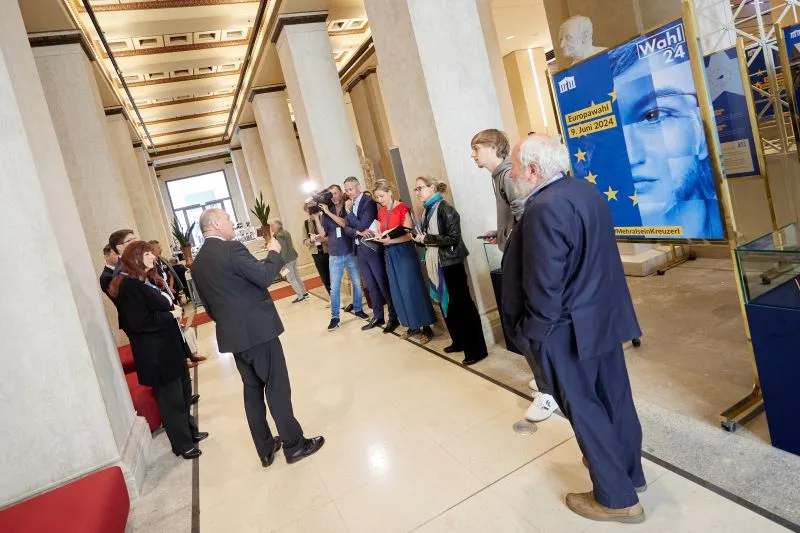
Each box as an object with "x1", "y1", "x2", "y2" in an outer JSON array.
[
  {"x1": 704, "y1": 46, "x2": 763, "y2": 179},
  {"x1": 552, "y1": 19, "x2": 725, "y2": 241}
]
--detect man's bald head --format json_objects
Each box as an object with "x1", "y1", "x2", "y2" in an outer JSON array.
[
  {"x1": 510, "y1": 133, "x2": 570, "y2": 197},
  {"x1": 200, "y1": 208, "x2": 235, "y2": 240}
]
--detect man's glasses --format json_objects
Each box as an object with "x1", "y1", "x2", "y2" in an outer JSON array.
[{"x1": 122, "y1": 237, "x2": 136, "y2": 245}]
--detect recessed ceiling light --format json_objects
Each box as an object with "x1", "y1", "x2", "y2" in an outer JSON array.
[{"x1": 506, "y1": 35, "x2": 515, "y2": 40}]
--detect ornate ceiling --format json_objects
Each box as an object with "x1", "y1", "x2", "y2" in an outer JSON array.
[{"x1": 54, "y1": 0, "x2": 371, "y2": 160}]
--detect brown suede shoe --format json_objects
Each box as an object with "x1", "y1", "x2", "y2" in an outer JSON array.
[
  {"x1": 566, "y1": 492, "x2": 645, "y2": 524},
  {"x1": 581, "y1": 456, "x2": 647, "y2": 493}
]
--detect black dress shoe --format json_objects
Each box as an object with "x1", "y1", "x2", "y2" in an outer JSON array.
[
  {"x1": 193, "y1": 431, "x2": 209, "y2": 443},
  {"x1": 383, "y1": 318, "x2": 400, "y2": 334},
  {"x1": 444, "y1": 345, "x2": 464, "y2": 354},
  {"x1": 361, "y1": 318, "x2": 385, "y2": 331},
  {"x1": 343, "y1": 304, "x2": 354, "y2": 313},
  {"x1": 285, "y1": 436, "x2": 325, "y2": 465},
  {"x1": 260, "y1": 440, "x2": 283, "y2": 468},
  {"x1": 353, "y1": 310, "x2": 370, "y2": 320},
  {"x1": 463, "y1": 353, "x2": 488, "y2": 366},
  {"x1": 190, "y1": 394, "x2": 200, "y2": 405},
  {"x1": 181, "y1": 448, "x2": 202, "y2": 460}
]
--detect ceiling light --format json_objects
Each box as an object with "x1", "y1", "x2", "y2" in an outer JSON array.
[{"x1": 506, "y1": 35, "x2": 515, "y2": 40}]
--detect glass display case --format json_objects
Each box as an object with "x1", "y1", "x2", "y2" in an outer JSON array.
[
  {"x1": 736, "y1": 222, "x2": 800, "y2": 309},
  {"x1": 735, "y1": 222, "x2": 800, "y2": 457}
]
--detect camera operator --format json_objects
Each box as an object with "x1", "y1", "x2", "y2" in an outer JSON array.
[{"x1": 312, "y1": 184, "x2": 368, "y2": 331}]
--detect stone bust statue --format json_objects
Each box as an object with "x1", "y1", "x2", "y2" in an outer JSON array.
[{"x1": 559, "y1": 15, "x2": 606, "y2": 64}]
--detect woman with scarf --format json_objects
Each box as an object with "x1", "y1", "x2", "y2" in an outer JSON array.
[
  {"x1": 372, "y1": 180, "x2": 436, "y2": 344},
  {"x1": 109, "y1": 241, "x2": 208, "y2": 459},
  {"x1": 412, "y1": 176, "x2": 488, "y2": 365}
]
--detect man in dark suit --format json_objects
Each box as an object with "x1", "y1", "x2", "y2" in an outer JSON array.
[
  {"x1": 502, "y1": 134, "x2": 645, "y2": 524},
  {"x1": 191, "y1": 208, "x2": 324, "y2": 467},
  {"x1": 341, "y1": 176, "x2": 399, "y2": 332},
  {"x1": 99, "y1": 244, "x2": 118, "y2": 298}
]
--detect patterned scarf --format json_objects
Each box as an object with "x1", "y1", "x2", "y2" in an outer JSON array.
[{"x1": 422, "y1": 193, "x2": 449, "y2": 316}]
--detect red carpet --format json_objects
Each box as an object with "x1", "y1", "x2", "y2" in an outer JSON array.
[{"x1": 191, "y1": 276, "x2": 323, "y2": 326}]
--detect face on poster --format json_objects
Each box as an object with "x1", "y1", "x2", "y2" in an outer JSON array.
[{"x1": 553, "y1": 19, "x2": 725, "y2": 240}]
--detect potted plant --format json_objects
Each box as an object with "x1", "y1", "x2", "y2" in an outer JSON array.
[
  {"x1": 172, "y1": 217, "x2": 196, "y2": 266},
  {"x1": 250, "y1": 192, "x2": 272, "y2": 241}
]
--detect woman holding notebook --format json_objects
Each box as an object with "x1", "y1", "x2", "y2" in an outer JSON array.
[
  {"x1": 372, "y1": 180, "x2": 436, "y2": 344},
  {"x1": 412, "y1": 176, "x2": 488, "y2": 366}
]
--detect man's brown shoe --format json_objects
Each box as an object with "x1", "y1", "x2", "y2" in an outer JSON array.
[
  {"x1": 581, "y1": 456, "x2": 647, "y2": 493},
  {"x1": 566, "y1": 492, "x2": 645, "y2": 524}
]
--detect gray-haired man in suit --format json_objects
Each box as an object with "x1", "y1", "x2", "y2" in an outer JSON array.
[{"x1": 191, "y1": 208, "x2": 324, "y2": 467}]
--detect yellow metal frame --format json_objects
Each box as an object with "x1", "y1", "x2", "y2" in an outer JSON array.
[{"x1": 681, "y1": 0, "x2": 765, "y2": 431}]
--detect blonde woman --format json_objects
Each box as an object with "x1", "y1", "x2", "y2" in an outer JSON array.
[
  {"x1": 372, "y1": 180, "x2": 435, "y2": 343},
  {"x1": 412, "y1": 176, "x2": 488, "y2": 365}
]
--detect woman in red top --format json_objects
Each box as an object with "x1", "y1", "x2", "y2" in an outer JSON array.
[{"x1": 373, "y1": 180, "x2": 436, "y2": 343}]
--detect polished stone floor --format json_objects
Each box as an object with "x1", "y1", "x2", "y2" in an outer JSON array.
[{"x1": 129, "y1": 280, "x2": 794, "y2": 532}]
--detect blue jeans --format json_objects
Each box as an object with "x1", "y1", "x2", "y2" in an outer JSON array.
[{"x1": 329, "y1": 254, "x2": 363, "y2": 319}]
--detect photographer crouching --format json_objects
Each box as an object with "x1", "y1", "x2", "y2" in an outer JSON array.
[{"x1": 307, "y1": 185, "x2": 368, "y2": 331}]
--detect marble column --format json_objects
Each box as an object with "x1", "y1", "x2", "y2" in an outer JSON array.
[
  {"x1": 239, "y1": 126, "x2": 281, "y2": 230},
  {"x1": 503, "y1": 48, "x2": 559, "y2": 137},
  {"x1": 149, "y1": 164, "x2": 173, "y2": 242},
  {"x1": 133, "y1": 145, "x2": 172, "y2": 253},
  {"x1": 224, "y1": 158, "x2": 250, "y2": 225},
  {"x1": 106, "y1": 114, "x2": 158, "y2": 242},
  {"x1": 33, "y1": 42, "x2": 138, "y2": 269},
  {"x1": 231, "y1": 147, "x2": 257, "y2": 221},
  {"x1": 274, "y1": 15, "x2": 364, "y2": 185},
  {"x1": 364, "y1": 0, "x2": 516, "y2": 342},
  {"x1": 347, "y1": 70, "x2": 397, "y2": 189},
  {"x1": 5, "y1": 22, "x2": 149, "y2": 508},
  {"x1": 252, "y1": 89, "x2": 312, "y2": 268},
  {"x1": 33, "y1": 41, "x2": 140, "y2": 344}
]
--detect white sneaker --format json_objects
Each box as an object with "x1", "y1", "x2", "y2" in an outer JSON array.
[
  {"x1": 528, "y1": 379, "x2": 537, "y2": 390},
  {"x1": 525, "y1": 393, "x2": 558, "y2": 422}
]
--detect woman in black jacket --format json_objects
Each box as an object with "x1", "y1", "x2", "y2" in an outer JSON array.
[
  {"x1": 109, "y1": 241, "x2": 207, "y2": 459},
  {"x1": 412, "y1": 176, "x2": 488, "y2": 365}
]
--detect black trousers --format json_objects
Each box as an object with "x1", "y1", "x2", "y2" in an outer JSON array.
[
  {"x1": 312, "y1": 252, "x2": 331, "y2": 293},
  {"x1": 234, "y1": 338, "x2": 304, "y2": 457},
  {"x1": 153, "y1": 366, "x2": 198, "y2": 455},
  {"x1": 539, "y1": 332, "x2": 645, "y2": 509},
  {"x1": 441, "y1": 263, "x2": 488, "y2": 361}
]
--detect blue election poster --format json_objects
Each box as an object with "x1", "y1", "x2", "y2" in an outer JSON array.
[
  {"x1": 552, "y1": 19, "x2": 725, "y2": 241},
  {"x1": 704, "y1": 47, "x2": 762, "y2": 178},
  {"x1": 783, "y1": 24, "x2": 800, "y2": 118}
]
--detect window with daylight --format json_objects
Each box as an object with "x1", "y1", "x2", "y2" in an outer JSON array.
[{"x1": 166, "y1": 170, "x2": 236, "y2": 247}]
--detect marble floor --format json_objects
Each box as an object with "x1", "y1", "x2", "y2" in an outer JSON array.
[{"x1": 134, "y1": 287, "x2": 794, "y2": 532}]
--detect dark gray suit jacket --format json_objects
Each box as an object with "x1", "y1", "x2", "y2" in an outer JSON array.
[{"x1": 191, "y1": 238, "x2": 285, "y2": 354}]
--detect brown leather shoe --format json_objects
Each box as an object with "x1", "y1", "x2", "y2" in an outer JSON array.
[
  {"x1": 582, "y1": 456, "x2": 647, "y2": 493},
  {"x1": 566, "y1": 492, "x2": 644, "y2": 524}
]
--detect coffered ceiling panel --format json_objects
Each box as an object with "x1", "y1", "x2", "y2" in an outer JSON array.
[{"x1": 60, "y1": 0, "x2": 263, "y2": 155}]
